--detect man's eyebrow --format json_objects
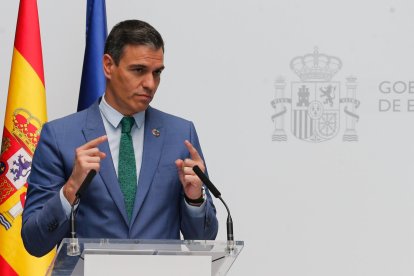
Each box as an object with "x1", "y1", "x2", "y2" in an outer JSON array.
[
  {"x1": 128, "y1": 63, "x2": 146, "y2": 68},
  {"x1": 127, "y1": 64, "x2": 165, "y2": 71}
]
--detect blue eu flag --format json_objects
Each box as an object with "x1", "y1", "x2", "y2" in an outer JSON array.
[{"x1": 77, "y1": 0, "x2": 107, "y2": 111}]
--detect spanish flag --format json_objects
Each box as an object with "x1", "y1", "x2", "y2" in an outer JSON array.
[{"x1": 0, "y1": 0, "x2": 55, "y2": 275}]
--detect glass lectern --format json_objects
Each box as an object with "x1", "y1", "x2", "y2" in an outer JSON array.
[{"x1": 48, "y1": 238, "x2": 244, "y2": 276}]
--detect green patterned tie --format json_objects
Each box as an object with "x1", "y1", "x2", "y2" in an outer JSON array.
[{"x1": 118, "y1": 116, "x2": 137, "y2": 221}]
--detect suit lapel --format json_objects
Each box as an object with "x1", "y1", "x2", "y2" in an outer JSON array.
[
  {"x1": 131, "y1": 106, "x2": 164, "y2": 223},
  {"x1": 82, "y1": 102, "x2": 129, "y2": 225}
]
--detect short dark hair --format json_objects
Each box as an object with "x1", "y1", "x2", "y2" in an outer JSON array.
[{"x1": 104, "y1": 19, "x2": 164, "y2": 65}]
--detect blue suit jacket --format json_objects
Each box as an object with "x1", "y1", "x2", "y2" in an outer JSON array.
[{"x1": 21, "y1": 101, "x2": 218, "y2": 257}]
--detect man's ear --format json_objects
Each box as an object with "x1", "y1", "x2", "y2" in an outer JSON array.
[{"x1": 103, "y1": 54, "x2": 114, "y2": 79}]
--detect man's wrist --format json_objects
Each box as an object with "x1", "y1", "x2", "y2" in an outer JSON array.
[
  {"x1": 184, "y1": 186, "x2": 206, "y2": 207},
  {"x1": 63, "y1": 180, "x2": 76, "y2": 205}
]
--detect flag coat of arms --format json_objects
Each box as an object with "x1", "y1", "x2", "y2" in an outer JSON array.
[{"x1": 0, "y1": 0, "x2": 55, "y2": 275}]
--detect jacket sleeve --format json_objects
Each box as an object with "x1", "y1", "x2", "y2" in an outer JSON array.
[
  {"x1": 21, "y1": 123, "x2": 70, "y2": 257},
  {"x1": 180, "y1": 122, "x2": 218, "y2": 240}
]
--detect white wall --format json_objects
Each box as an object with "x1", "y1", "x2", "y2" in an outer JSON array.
[{"x1": 1, "y1": 1, "x2": 414, "y2": 275}]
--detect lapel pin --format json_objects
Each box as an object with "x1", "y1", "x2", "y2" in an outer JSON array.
[{"x1": 152, "y1": 128, "x2": 160, "y2": 137}]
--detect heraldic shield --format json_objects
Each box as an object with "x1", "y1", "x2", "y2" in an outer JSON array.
[{"x1": 291, "y1": 81, "x2": 340, "y2": 142}]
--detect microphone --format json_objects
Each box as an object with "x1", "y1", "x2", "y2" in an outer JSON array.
[
  {"x1": 75, "y1": 169, "x2": 96, "y2": 200},
  {"x1": 67, "y1": 169, "x2": 96, "y2": 256},
  {"x1": 192, "y1": 165, "x2": 234, "y2": 251}
]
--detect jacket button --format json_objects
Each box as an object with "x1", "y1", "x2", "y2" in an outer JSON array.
[{"x1": 47, "y1": 220, "x2": 58, "y2": 232}]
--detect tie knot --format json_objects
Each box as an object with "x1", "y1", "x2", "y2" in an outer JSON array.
[{"x1": 121, "y1": 117, "x2": 135, "y2": 134}]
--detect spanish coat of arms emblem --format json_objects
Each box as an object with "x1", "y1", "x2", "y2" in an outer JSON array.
[{"x1": 271, "y1": 48, "x2": 360, "y2": 143}]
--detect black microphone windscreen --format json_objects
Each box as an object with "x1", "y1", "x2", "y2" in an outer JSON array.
[
  {"x1": 193, "y1": 165, "x2": 221, "y2": 198},
  {"x1": 75, "y1": 169, "x2": 96, "y2": 198}
]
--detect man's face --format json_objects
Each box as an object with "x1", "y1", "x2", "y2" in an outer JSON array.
[{"x1": 103, "y1": 45, "x2": 165, "y2": 116}]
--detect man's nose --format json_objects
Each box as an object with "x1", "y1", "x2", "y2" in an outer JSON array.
[{"x1": 142, "y1": 73, "x2": 157, "y2": 91}]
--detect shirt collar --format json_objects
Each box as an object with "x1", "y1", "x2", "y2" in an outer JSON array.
[{"x1": 99, "y1": 95, "x2": 145, "y2": 129}]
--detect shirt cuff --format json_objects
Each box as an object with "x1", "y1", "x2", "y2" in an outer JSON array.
[
  {"x1": 59, "y1": 187, "x2": 77, "y2": 219},
  {"x1": 183, "y1": 198, "x2": 206, "y2": 217}
]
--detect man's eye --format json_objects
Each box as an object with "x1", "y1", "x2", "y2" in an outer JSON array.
[
  {"x1": 154, "y1": 70, "x2": 163, "y2": 76},
  {"x1": 133, "y1": 68, "x2": 144, "y2": 73}
]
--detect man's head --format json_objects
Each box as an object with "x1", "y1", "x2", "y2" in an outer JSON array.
[
  {"x1": 103, "y1": 20, "x2": 165, "y2": 116},
  {"x1": 104, "y1": 19, "x2": 164, "y2": 65}
]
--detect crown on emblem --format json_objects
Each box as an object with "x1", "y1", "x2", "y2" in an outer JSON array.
[
  {"x1": 290, "y1": 47, "x2": 342, "y2": 82},
  {"x1": 12, "y1": 109, "x2": 42, "y2": 153}
]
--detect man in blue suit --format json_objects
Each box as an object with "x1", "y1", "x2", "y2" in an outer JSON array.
[{"x1": 21, "y1": 20, "x2": 218, "y2": 257}]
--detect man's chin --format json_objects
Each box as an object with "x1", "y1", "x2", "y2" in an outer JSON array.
[{"x1": 129, "y1": 102, "x2": 150, "y2": 114}]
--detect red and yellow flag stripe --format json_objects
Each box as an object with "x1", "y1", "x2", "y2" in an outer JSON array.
[{"x1": 0, "y1": 0, "x2": 55, "y2": 275}]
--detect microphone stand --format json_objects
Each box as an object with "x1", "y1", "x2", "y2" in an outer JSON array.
[
  {"x1": 67, "y1": 198, "x2": 81, "y2": 256},
  {"x1": 218, "y1": 197, "x2": 234, "y2": 251},
  {"x1": 67, "y1": 170, "x2": 96, "y2": 256},
  {"x1": 192, "y1": 165, "x2": 235, "y2": 252}
]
